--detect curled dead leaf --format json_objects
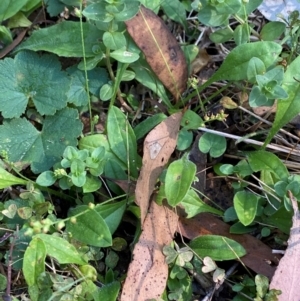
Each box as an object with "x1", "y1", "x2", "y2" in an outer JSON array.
[{"x1": 125, "y1": 5, "x2": 188, "y2": 101}]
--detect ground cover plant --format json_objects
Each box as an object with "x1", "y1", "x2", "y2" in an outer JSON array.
[{"x1": 0, "y1": 0, "x2": 300, "y2": 300}]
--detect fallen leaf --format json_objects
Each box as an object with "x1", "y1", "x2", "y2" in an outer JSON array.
[
  {"x1": 190, "y1": 48, "x2": 211, "y2": 75},
  {"x1": 125, "y1": 5, "x2": 188, "y2": 101},
  {"x1": 135, "y1": 112, "x2": 182, "y2": 225},
  {"x1": 178, "y1": 213, "x2": 281, "y2": 279},
  {"x1": 121, "y1": 200, "x2": 178, "y2": 301},
  {"x1": 270, "y1": 191, "x2": 300, "y2": 300},
  {"x1": 252, "y1": 102, "x2": 277, "y2": 116}
]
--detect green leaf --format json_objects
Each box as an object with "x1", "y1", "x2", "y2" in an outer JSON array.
[
  {"x1": 234, "y1": 191, "x2": 259, "y2": 226},
  {"x1": 79, "y1": 134, "x2": 125, "y2": 168},
  {"x1": 71, "y1": 159, "x2": 86, "y2": 187},
  {"x1": 265, "y1": 55, "x2": 300, "y2": 145},
  {"x1": 0, "y1": 0, "x2": 28, "y2": 21},
  {"x1": 247, "y1": 57, "x2": 266, "y2": 82},
  {"x1": 83, "y1": 2, "x2": 113, "y2": 22},
  {"x1": 36, "y1": 234, "x2": 87, "y2": 265},
  {"x1": 247, "y1": 150, "x2": 289, "y2": 181},
  {"x1": 177, "y1": 128, "x2": 193, "y2": 151},
  {"x1": 110, "y1": 47, "x2": 139, "y2": 63},
  {"x1": 0, "y1": 51, "x2": 69, "y2": 118},
  {"x1": 0, "y1": 108, "x2": 82, "y2": 173},
  {"x1": 66, "y1": 205, "x2": 112, "y2": 247},
  {"x1": 181, "y1": 109, "x2": 204, "y2": 130},
  {"x1": 206, "y1": 42, "x2": 282, "y2": 84},
  {"x1": 209, "y1": 27, "x2": 234, "y2": 43},
  {"x1": 161, "y1": 0, "x2": 187, "y2": 30},
  {"x1": 8, "y1": 11, "x2": 32, "y2": 28},
  {"x1": 131, "y1": 59, "x2": 171, "y2": 107},
  {"x1": 134, "y1": 113, "x2": 167, "y2": 140},
  {"x1": 197, "y1": 5, "x2": 229, "y2": 27},
  {"x1": 139, "y1": 0, "x2": 160, "y2": 12},
  {"x1": 92, "y1": 281, "x2": 120, "y2": 301},
  {"x1": 45, "y1": 0, "x2": 66, "y2": 16},
  {"x1": 103, "y1": 31, "x2": 126, "y2": 50},
  {"x1": 181, "y1": 189, "x2": 222, "y2": 218},
  {"x1": 83, "y1": 175, "x2": 101, "y2": 193},
  {"x1": 189, "y1": 235, "x2": 246, "y2": 261},
  {"x1": 0, "y1": 167, "x2": 27, "y2": 189},
  {"x1": 0, "y1": 273, "x2": 7, "y2": 291},
  {"x1": 249, "y1": 86, "x2": 274, "y2": 107},
  {"x1": 36, "y1": 171, "x2": 56, "y2": 187},
  {"x1": 104, "y1": 160, "x2": 127, "y2": 194},
  {"x1": 23, "y1": 237, "x2": 46, "y2": 286},
  {"x1": 15, "y1": 21, "x2": 103, "y2": 57},
  {"x1": 230, "y1": 222, "x2": 257, "y2": 234},
  {"x1": 165, "y1": 158, "x2": 196, "y2": 206},
  {"x1": 234, "y1": 24, "x2": 249, "y2": 45},
  {"x1": 67, "y1": 66, "x2": 108, "y2": 106},
  {"x1": 95, "y1": 200, "x2": 126, "y2": 235},
  {"x1": 262, "y1": 206, "x2": 292, "y2": 234},
  {"x1": 255, "y1": 274, "x2": 269, "y2": 298},
  {"x1": 114, "y1": 1, "x2": 140, "y2": 21},
  {"x1": 107, "y1": 106, "x2": 138, "y2": 178},
  {"x1": 260, "y1": 22, "x2": 286, "y2": 41},
  {"x1": 100, "y1": 83, "x2": 113, "y2": 101},
  {"x1": 198, "y1": 133, "x2": 227, "y2": 158},
  {"x1": 237, "y1": 0, "x2": 262, "y2": 15}
]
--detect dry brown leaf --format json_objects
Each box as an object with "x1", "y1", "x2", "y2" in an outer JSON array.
[
  {"x1": 125, "y1": 5, "x2": 188, "y2": 101},
  {"x1": 135, "y1": 112, "x2": 182, "y2": 225},
  {"x1": 190, "y1": 48, "x2": 211, "y2": 75},
  {"x1": 178, "y1": 213, "x2": 281, "y2": 279},
  {"x1": 270, "y1": 191, "x2": 300, "y2": 300},
  {"x1": 252, "y1": 102, "x2": 277, "y2": 116},
  {"x1": 121, "y1": 200, "x2": 178, "y2": 301}
]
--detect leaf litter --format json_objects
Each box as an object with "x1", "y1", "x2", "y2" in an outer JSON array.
[
  {"x1": 270, "y1": 191, "x2": 300, "y2": 300},
  {"x1": 178, "y1": 212, "x2": 280, "y2": 280},
  {"x1": 125, "y1": 5, "x2": 188, "y2": 101},
  {"x1": 135, "y1": 111, "x2": 182, "y2": 225},
  {"x1": 121, "y1": 199, "x2": 178, "y2": 301},
  {"x1": 121, "y1": 112, "x2": 182, "y2": 300}
]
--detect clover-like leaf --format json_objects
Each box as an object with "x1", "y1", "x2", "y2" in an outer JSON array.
[
  {"x1": 0, "y1": 108, "x2": 83, "y2": 173},
  {"x1": 0, "y1": 51, "x2": 70, "y2": 118}
]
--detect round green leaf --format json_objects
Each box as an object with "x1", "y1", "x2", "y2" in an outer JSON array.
[
  {"x1": 103, "y1": 31, "x2": 126, "y2": 50},
  {"x1": 36, "y1": 171, "x2": 56, "y2": 186},
  {"x1": 198, "y1": 133, "x2": 226, "y2": 158},
  {"x1": 189, "y1": 235, "x2": 246, "y2": 261},
  {"x1": 177, "y1": 128, "x2": 193, "y2": 151},
  {"x1": 110, "y1": 48, "x2": 139, "y2": 63},
  {"x1": 100, "y1": 83, "x2": 113, "y2": 101},
  {"x1": 181, "y1": 109, "x2": 204, "y2": 130},
  {"x1": 234, "y1": 190, "x2": 259, "y2": 226},
  {"x1": 83, "y1": 174, "x2": 101, "y2": 193},
  {"x1": 165, "y1": 158, "x2": 196, "y2": 206}
]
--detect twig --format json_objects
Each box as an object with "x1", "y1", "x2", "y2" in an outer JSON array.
[{"x1": 197, "y1": 127, "x2": 300, "y2": 158}]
